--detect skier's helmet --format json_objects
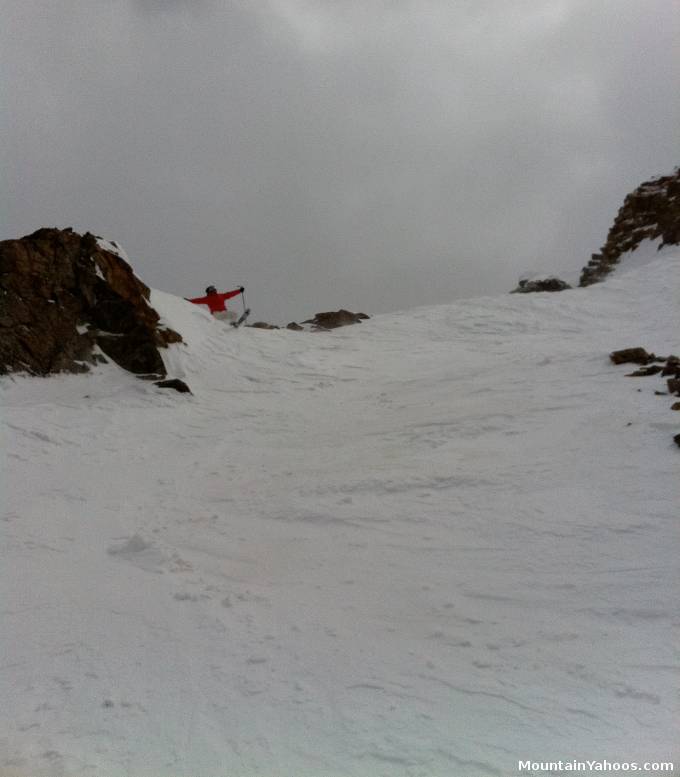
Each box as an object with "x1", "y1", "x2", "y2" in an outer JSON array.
[{"x1": 206, "y1": 285, "x2": 217, "y2": 295}]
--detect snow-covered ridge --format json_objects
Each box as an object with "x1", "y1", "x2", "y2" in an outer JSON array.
[{"x1": 2, "y1": 254, "x2": 679, "y2": 775}]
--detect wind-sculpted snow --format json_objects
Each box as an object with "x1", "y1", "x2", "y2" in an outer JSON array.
[{"x1": 1, "y1": 256, "x2": 679, "y2": 775}]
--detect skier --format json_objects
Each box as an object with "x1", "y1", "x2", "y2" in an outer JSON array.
[{"x1": 187, "y1": 285, "x2": 245, "y2": 322}]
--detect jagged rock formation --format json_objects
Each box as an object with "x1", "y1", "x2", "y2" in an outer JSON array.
[
  {"x1": 580, "y1": 169, "x2": 680, "y2": 287},
  {"x1": 0, "y1": 227, "x2": 181, "y2": 376}
]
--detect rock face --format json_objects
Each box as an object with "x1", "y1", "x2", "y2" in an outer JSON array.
[
  {"x1": 580, "y1": 169, "x2": 680, "y2": 287},
  {"x1": 303, "y1": 310, "x2": 370, "y2": 330},
  {"x1": 0, "y1": 228, "x2": 181, "y2": 376},
  {"x1": 511, "y1": 277, "x2": 572, "y2": 293}
]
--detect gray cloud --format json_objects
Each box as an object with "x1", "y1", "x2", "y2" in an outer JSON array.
[{"x1": 1, "y1": 0, "x2": 677, "y2": 322}]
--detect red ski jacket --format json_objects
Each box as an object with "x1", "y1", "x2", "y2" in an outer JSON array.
[{"x1": 188, "y1": 288, "x2": 242, "y2": 314}]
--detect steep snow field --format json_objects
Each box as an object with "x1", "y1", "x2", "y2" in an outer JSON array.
[{"x1": 2, "y1": 256, "x2": 679, "y2": 776}]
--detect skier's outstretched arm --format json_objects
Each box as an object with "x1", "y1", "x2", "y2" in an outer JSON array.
[{"x1": 223, "y1": 286, "x2": 244, "y2": 301}]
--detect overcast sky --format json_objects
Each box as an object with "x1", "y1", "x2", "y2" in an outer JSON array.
[{"x1": 2, "y1": 1, "x2": 677, "y2": 323}]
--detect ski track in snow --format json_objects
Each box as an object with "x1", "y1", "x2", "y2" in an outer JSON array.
[{"x1": 1, "y1": 256, "x2": 679, "y2": 776}]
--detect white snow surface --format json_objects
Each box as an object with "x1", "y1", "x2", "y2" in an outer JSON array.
[
  {"x1": 2, "y1": 256, "x2": 679, "y2": 776},
  {"x1": 95, "y1": 238, "x2": 130, "y2": 265}
]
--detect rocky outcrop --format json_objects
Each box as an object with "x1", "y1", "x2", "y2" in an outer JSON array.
[
  {"x1": 248, "y1": 311, "x2": 370, "y2": 331},
  {"x1": 611, "y1": 347, "x2": 680, "y2": 449},
  {"x1": 580, "y1": 169, "x2": 680, "y2": 287},
  {"x1": 610, "y1": 347, "x2": 660, "y2": 365},
  {"x1": 511, "y1": 277, "x2": 571, "y2": 293},
  {"x1": 0, "y1": 228, "x2": 181, "y2": 376},
  {"x1": 302, "y1": 310, "x2": 370, "y2": 330}
]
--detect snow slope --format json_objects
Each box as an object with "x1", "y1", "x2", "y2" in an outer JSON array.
[{"x1": 2, "y1": 256, "x2": 679, "y2": 776}]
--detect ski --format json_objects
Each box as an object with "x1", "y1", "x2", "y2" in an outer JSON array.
[{"x1": 231, "y1": 307, "x2": 251, "y2": 328}]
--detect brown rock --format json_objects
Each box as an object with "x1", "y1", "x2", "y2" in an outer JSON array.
[
  {"x1": 625, "y1": 365, "x2": 663, "y2": 377},
  {"x1": 0, "y1": 228, "x2": 181, "y2": 376},
  {"x1": 249, "y1": 321, "x2": 280, "y2": 329},
  {"x1": 671, "y1": 402, "x2": 680, "y2": 411},
  {"x1": 154, "y1": 378, "x2": 192, "y2": 394},
  {"x1": 667, "y1": 378, "x2": 680, "y2": 395},
  {"x1": 286, "y1": 322, "x2": 304, "y2": 331},
  {"x1": 610, "y1": 348, "x2": 653, "y2": 365},
  {"x1": 674, "y1": 433, "x2": 680, "y2": 448},
  {"x1": 511, "y1": 277, "x2": 572, "y2": 293},
  {"x1": 303, "y1": 310, "x2": 370, "y2": 330},
  {"x1": 579, "y1": 168, "x2": 680, "y2": 287},
  {"x1": 661, "y1": 356, "x2": 680, "y2": 376}
]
